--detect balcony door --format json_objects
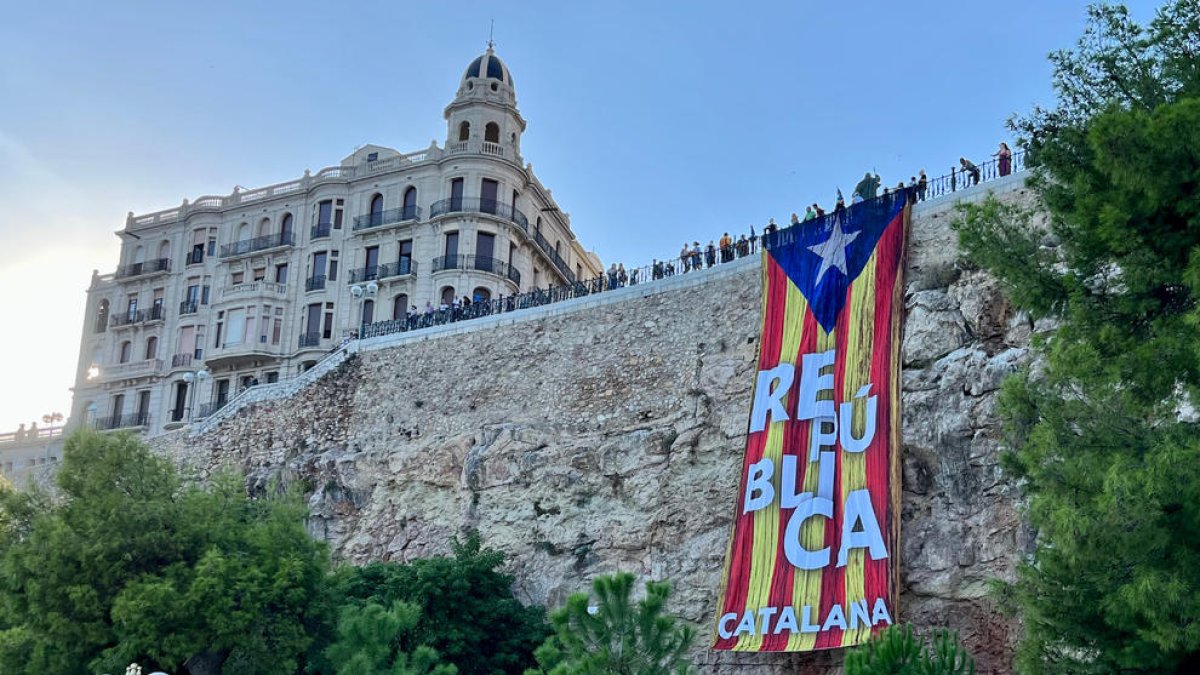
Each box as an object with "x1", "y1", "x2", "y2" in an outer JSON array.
[
  {"x1": 364, "y1": 246, "x2": 380, "y2": 278},
  {"x1": 449, "y1": 178, "x2": 464, "y2": 211},
  {"x1": 481, "y1": 178, "x2": 499, "y2": 214},
  {"x1": 476, "y1": 232, "x2": 495, "y2": 272},
  {"x1": 136, "y1": 391, "x2": 151, "y2": 424},
  {"x1": 305, "y1": 303, "x2": 322, "y2": 337},
  {"x1": 173, "y1": 382, "x2": 187, "y2": 421}
]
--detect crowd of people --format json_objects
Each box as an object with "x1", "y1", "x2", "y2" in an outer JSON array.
[{"x1": 358, "y1": 143, "x2": 1018, "y2": 341}]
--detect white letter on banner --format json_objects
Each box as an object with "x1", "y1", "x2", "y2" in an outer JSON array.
[
  {"x1": 743, "y1": 458, "x2": 775, "y2": 514},
  {"x1": 783, "y1": 496, "x2": 833, "y2": 569},
  {"x1": 839, "y1": 384, "x2": 878, "y2": 453},
  {"x1": 837, "y1": 489, "x2": 889, "y2": 567},
  {"x1": 717, "y1": 612, "x2": 738, "y2": 639},
  {"x1": 749, "y1": 363, "x2": 795, "y2": 433},
  {"x1": 796, "y1": 350, "x2": 837, "y2": 461},
  {"x1": 774, "y1": 606, "x2": 799, "y2": 634},
  {"x1": 871, "y1": 598, "x2": 894, "y2": 627}
]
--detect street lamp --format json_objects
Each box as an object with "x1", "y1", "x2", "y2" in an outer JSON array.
[
  {"x1": 182, "y1": 368, "x2": 209, "y2": 422},
  {"x1": 349, "y1": 281, "x2": 378, "y2": 338}
]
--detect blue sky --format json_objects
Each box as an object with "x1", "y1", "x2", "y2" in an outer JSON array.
[{"x1": 0, "y1": 0, "x2": 1164, "y2": 429}]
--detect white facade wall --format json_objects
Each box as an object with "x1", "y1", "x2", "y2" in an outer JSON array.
[{"x1": 69, "y1": 49, "x2": 603, "y2": 435}]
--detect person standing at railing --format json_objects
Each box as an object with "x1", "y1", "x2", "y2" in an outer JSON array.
[
  {"x1": 803, "y1": 205, "x2": 816, "y2": 222},
  {"x1": 705, "y1": 241, "x2": 717, "y2": 268},
  {"x1": 720, "y1": 232, "x2": 734, "y2": 263},
  {"x1": 617, "y1": 263, "x2": 628, "y2": 287},
  {"x1": 737, "y1": 235, "x2": 749, "y2": 257},
  {"x1": 996, "y1": 142, "x2": 1013, "y2": 176},
  {"x1": 14, "y1": 423, "x2": 25, "y2": 441},
  {"x1": 917, "y1": 170, "x2": 928, "y2": 201},
  {"x1": 960, "y1": 157, "x2": 981, "y2": 185},
  {"x1": 749, "y1": 226, "x2": 758, "y2": 254},
  {"x1": 679, "y1": 243, "x2": 691, "y2": 272},
  {"x1": 691, "y1": 242, "x2": 703, "y2": 271},
  {"x1": 814, "y1": 203, "x2": 826, "y2": 218}
]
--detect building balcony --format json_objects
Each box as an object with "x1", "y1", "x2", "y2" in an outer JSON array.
[
  {"x1": 171, "y1": 353, "x2": 194, "y2": 369},
  {"x1": 218, "y1": 231, "x2": 294, "y2": 259},
  {"x1": 185, "y1": 249, "x2": 205, "y2": 266},
  {"x1": 347, "y1": 260, "x2": 417, "y2": 284},
  {"x1": 428, "y1": 197, "x2": 530, "y2": 230},
  {"x1": 179, "y1": 299, "x2": 200, "y2": 315},
  {"x1": 220, "y1": 281, "x2": 288, "y2": 300},
  {"x1": 305, "y1": 275, "x2": 327, "y2": 292},
  {"x1": 196, "y1": 400, "x2": 227, "y2": 419},
  {"x1": 352, "y1": 206, "x2": 421, "y2": 233},
  {"x1": 311, "y1": 222, "x2": 332, "y2": 240},
  {"x1": 298, "y1": 332, "x2": 325, "y2": 349},
  {"x1": 431, "y1": 255, "x2": 521, "y2": 286},
  {"x1": 205, "y1": 337, "x2": 283, "y2": 369},
  {"x1": 94, "y1": 412, "x2": 149, "y2": 431},
  {"x1": 110, "y1": 305, "x2": 165, "y2": 328},
  {"x1": 101, "y1": 358, "x2": 163, "y2": 380},
  {"x1": 115, "y1": 258, "x2": 171, "y2": 279}
]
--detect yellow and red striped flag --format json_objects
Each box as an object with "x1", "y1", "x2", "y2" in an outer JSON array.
[{"x1": 712, "y1": 193, "x2": 910, "y2": 652}]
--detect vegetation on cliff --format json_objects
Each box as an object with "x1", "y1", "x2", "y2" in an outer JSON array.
[{"x1": 952, "y1": 1, "x2": 1200, "y2": 672}]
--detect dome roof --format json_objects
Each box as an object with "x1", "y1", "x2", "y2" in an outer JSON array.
[{"x1": 462, "y1": 47, "x2": 513, "y2": 87}]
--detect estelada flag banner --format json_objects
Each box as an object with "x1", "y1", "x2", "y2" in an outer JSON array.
[{"x1": 711, "y1": 192, "x2": 910, "y2": 652}]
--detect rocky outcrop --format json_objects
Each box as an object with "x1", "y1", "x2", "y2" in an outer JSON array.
[{"x1": 151, "y1": 179, "x2": 1041, "y2": 674}]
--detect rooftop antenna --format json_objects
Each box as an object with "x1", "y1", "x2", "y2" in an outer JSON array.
[{"x1": 488, "y1": 19, "x2": 494, "y2": 51}]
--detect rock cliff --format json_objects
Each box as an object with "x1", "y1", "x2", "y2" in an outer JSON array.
[{"x1": 152, "y1": 178, "x2": 1039, "y2": 674}]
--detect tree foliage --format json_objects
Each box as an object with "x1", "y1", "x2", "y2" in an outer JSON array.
[
  {"x1": 338, "y1": 533, "x2": 549, "y2": 675},
  {"x1": 844, "y1": 625, "x2": 975, "y2": 675},
  {"x1": 0, "y1": 430, "x2": 333, "y2": 674},
  {"x1": 951, "y1": 2, "x2": 1200, "y2": 672},
  {"x1": 325, "y1": 600, "x2": 457, "y2": 675},
  {"x1": 524, "y1": 572, "x2": 695, "y2": 675}
]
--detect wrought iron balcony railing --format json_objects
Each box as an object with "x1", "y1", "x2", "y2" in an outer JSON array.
[
  {"x1": 218, "y1": 231, "x2": 294, "y2": 258},
  {"x1": 94, "y1": 412, "x2": 149, "y2": 430},
  {"x1": 195, "y1": 400, "x2": 227, "y2": 419},
  {"x1": 352, "y1": 205, "x2": 421, "y2": 232},
  {"x1": 179, "y1": 300, "x2": 199, "y2": 315},
  {"x1": 347, "y1": 259, "x2": 417, "y2": 284},
  {"x1": 171, "y1": 353, "x2": 193, "y2": 368},
  {"x1": 116, "y1": 258, "x2": 171, "y2": 279},
  {"x1": 298, "y1": 332, "x2": 323, "y2": 348},
  {"x1": 430, "y1": 254, "x2": 520, "y2": 286},
  {"x1": 305, "y1": 275, "x2": 327, "y2": 292},
  {"x1": 311, "y1": 222, "x2": 332, "y2": 240}
]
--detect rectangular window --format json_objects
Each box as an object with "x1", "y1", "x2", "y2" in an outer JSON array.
[
  {"x1": 322, "y1": 310, "x2": 334, "y2": 339},
  {"x1": 450, "y1": 177, "x2": 464, "y2": 210},
  {"x1": 445, "y1": 231, "x2": 459, "y2": 258},
  {"x1": 180, "y1": 326, "x2": 195, "y2": 356},
  {"x1": 305, "y1": 303, "x2": 322, "y2": 335},
  {"x1": 207, "y1": 237, "x2": 217, "y2": 256},
  {"x1": 275, "y1": 263, "x2": 288, "y2": 284},
  {"x1": 480, "y1": 178, "x2": 499, "y2": 214},
  {"x1": 317, "y1": 201, "x2": 332, "y2": 226},
  {"x1": 399, "y1": 239, "x2": 413, "y2": 273},
  {"x1": 226, "y1": 309, "x2": 245, "y2": 345},
  {"x1": 252, "y1": 267, "x2": 265, "y2": 281},
  {"x1": 312, "y1": 252, "x2": 327, "y2": 279},
  {"x1": 201, "y1": 284, "x2": 211, "y2": 305},
  {"x1": 476, "y1": 231, "x2": 495, "y2": 260},
  {"x1": 333, "y1": 207, "x2": 344, "y2": 230},
  {"x1": 272, "y1": 318, "x2": 282, "y2": 345},
  {"x1": 329, "y1": 250, "x2": 339, "y2": 281},
  {"x1": 231, "y1": 271, "x2": 244, "y2": 285},
  {"x1": 186, "y1": 283, "x2": 200, "y2": 303},
  {"x1": 365, "y1": 246, "x2": 379, "y2": 272},
  {"x1": 266, "y1": 371, "x2": 280, "y2": 384}
]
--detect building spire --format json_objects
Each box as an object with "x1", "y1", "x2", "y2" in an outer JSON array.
[{"x1": 487, "y1": 19, "x2": 495, "y2": 52}]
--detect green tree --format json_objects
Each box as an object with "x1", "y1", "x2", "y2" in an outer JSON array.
[
  {"x1": 337, "y1": 533, "x2": 549, "y2": 675},
  {"x1": 0, "y1": 430, "x2": 333, "y2": 674},
  {"x1": 325, "y1": 600, "x2": 457, "y2": 675},
  {"x1": 844, "y1": 625, "x2": 975, "y2": 675},
  {"x1": 951, "y1": 2, "x2": 1200, "y2": 672},
  {"x1": 524, "y1": 572, "x2": 695, "y2": 675}
]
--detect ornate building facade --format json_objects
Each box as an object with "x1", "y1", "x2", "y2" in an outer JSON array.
[{"x1": 69, "y1": 47, "x2": 603, "y2": 434}]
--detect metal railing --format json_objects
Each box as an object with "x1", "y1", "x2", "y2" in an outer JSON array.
[
  {"x1": 298, "y1": 332, "x2": 324, "y2": 348},
  {"x1": 171, "y1": 353, "x2": 193, "y2": 368},
  {"x1": 195, "y1": 400, "x2": 227, "y2": 419},
  {"x1": 431, "y1": 254, "x2": 520, "y2": 286},
  {"x1": 221, "y1": 281, "x2": 288, "y2": 298},
  {"x1": 0, "y1": 425, "x2": 64, "y2": 444},
  {"x1": 362, "y1": 152, "x2": 1028, "y2": 342},
  {"x1": 352, "y1": 205, "x2": 421, "y2": 232},
  {"x1": 915, "y1": 151, "x2": 1026, "y2": 202},
  {"x1": 311, "y1": 222, "x2": 332, "y2": 240},
  {"x1": 185, "y1": 249, "x2": 204, "y2": 265},
  {"x1": 347, "y1": 259, "x2": 417, "y2": 284},
  {"x1": 94, "y1": 412, "x2": 149, "y2": 431},
  {"x1": 218, "y1": 231, "x2": 294, "y2": 258},
  {"x1": 116, "y1": 258, "x2": 171, "y2": 279},
  {"x1": 305, "y1": 275, "x2": 327, "y2": 292},
  {"x1": 180, "y1": 299, "x2": 199, "y2": 315},
  {"x1": 428, "y1": 198, "x2": 576, "y2": 283}
]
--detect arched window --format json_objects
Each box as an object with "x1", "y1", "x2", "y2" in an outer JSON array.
[
  {"x1": 369, "y1": 194, "x2": 384, "y2": 227},
  {"x1": 145, "y1": 336, "x2": 158, "y2": 360},
  {"x1": 119, "y1": 341, "x2": 132, "y2": 364},
  {"x1": 440, "y1": 286, "x2": 456, "y2": 306},
  {"x1": 535, "y1": 217, "x2": 542, "y2": 234},
  {"x1": 257, "y1": 218, "x2": 271, "y2": 237},
  {"x1": 473, "y1": 287, "x2": 491, "y2": 303},
  {"x1": 484, "y1": 122, "x2": 500, "y2": 143},
  {"x1": 237, "y1": 222, "x2": 251, "y2": 241},
  {"x1": 132, "y1": 245, "x2": 145, "y2": 263},
  {"x1": 393, "y1": 294, "x2": 409, "y2": 319},
  {"x1": 95, "y1": 299, "x2": 110, "y2": 333},
  {"x1": 361, "y1": 299, "x2": 374, "y2": 326},
  {"x1": 157, "y1": 240, "x2": 170, "y2": 260},
  {"x1": 458, "y1": 121, "x2": 470, "y2": 142},
  {"x1": 402, "y1": 186, "x2": 417, "y2": 219},
  {"x1": 280, "y1": 213, "x2": 294, "y2": 238}
]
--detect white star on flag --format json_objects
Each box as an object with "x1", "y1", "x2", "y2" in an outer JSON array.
[{"x1": 807, "y1": 219, "x2": 860, "y2": 284}]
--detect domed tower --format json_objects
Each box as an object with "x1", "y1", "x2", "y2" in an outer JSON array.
[{"x1": 444, "y1": 44, "x2": 526, "y2": 159}]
